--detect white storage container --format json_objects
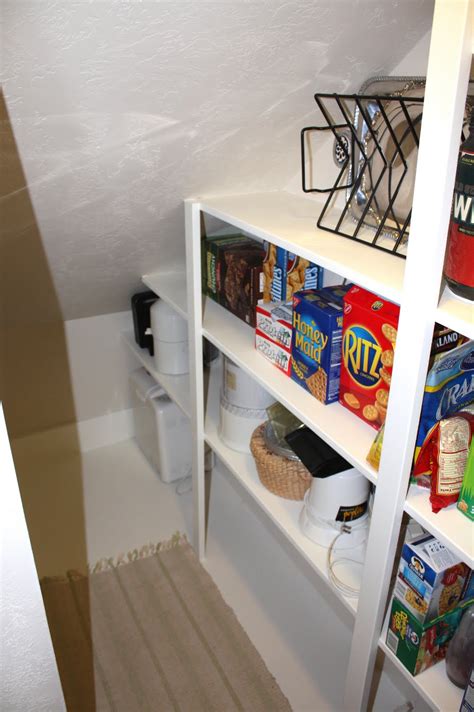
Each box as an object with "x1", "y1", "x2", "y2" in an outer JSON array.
[
  {"x1": 150, "y1": 300, "x2": 189, "y2": 375},
  {"x1": 130, "y1": 368, "x2": 192, "y2": 483},
  {"x1": 222, "y1": 356, "x2": 275, "y2": 410},
  {"x1": 218, "y1": 397, "x2": 267, "y2": 453}
]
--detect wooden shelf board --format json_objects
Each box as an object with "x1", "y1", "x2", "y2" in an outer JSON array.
[
  {"x1": 202, "y1": 298, "x2": 378, "y2": 485},
  {"x1": 122, "y1": 332, "x2": 191, "y2": 417},
  {"x1": 404, "y1": 484, "x2": 473, "y2": 567},
  {"x1": 436, "y1": 285, "x2": 474, "y2": 340},
  {"x1": 142, "y1": 271, "x2": 188, "y2": 320},
  {"x1": 204, "y1": 360, "x2": 365, "y2": 617},
  {"x1": 198, "y1": 191, "x2": 405, "y2": 304}
]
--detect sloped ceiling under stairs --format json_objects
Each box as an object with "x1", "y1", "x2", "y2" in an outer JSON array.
[{"x1": 2, "y1": 0, "x2": 433, "y2": 320}]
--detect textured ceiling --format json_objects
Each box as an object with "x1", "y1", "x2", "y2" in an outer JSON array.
[{"x1": 2, "y1": 0, "x2": 433, "y2": 320}]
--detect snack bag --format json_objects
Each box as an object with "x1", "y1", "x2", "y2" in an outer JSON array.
[
  {"x1": 366, "y1": 424, "x2": 385, "y2": 471},
  {"x1": 413, "y1": 340, "x2": 474, "y2": 468},
  {"x1": 413, "y1": 410, "x2": 474, "y2": 512}
]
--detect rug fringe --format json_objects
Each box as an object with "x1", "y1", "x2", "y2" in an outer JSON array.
[{"x1": 88, "y1": 531, "x2": 187, "y2": 574}]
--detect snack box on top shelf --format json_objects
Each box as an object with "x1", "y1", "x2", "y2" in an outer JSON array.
[
  {"x1": 394, "y1": 532, "x2": 471, "y2": 625},
  {"x1": 290, "y1": 289, "x2": 344, "y2": 405},
  {"x1": 386, "y1": 596, "x2": 464, "y2": 676},
  {"x1": 263, "y1": 243, "x2": 322, "y2": 303},
  {"x1": 205, "y1": 235, "x2": 265, "y2": 327},
  {"x1": 255, "y1": 300, "x2": 292, "y2": 376},
  {"x1": 340, "y1": 285, "x2": 400, "y2": 429}
]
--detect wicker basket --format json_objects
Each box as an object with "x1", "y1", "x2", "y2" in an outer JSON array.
[{"x1": 250, "y1": 424, "x2": 312, "y2": 500}]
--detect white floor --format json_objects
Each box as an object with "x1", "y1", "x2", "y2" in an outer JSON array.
[{"x1": 12, "y1": 432, "x2": 428, "y2": 712}]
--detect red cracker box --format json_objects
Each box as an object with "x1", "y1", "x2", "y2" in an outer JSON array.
[
  {"x1": 340, "y1": 285, "x2": 400, "y2": 428},
  {"x1": 255, "y1": 300, "x2": 292, "y2": 375}
]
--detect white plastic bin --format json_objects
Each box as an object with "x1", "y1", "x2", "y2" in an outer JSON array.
[{"x1": 130, "y1": 368, "x2": 192, "y2": 483}]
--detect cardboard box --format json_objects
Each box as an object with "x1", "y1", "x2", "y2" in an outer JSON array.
[
  {"x1": 386, "y1": 597, "x2": 463, "y2": 676},
  {"x1": 205, "y1": 236, "x2": 265, "y2": 327},
  {"x1": 394, "y1": 533, "x2": 470, "y2": 625},
  {"x1": 290, "y1": 290, "x2": 344, "y2": 404},
  {"x1": 460, "y1": 568, "x2": 474, "y2": 604},
  {"x1": 262, "y1": 243, "x2": 322, "y2": 302},
  {"x1": 205, "y1": 235, "x2": 255, "y2": 301},
  {"x1": 458, "y1": 440, "x2": 474, "y2": 521},
  {"x1": 255, "y1": 330, "x2": 292, "y2": 375},
  {"x1": 318, "y1": 283, "x2": 353, "y2": 305},
  {"x1": 255, "y1": 300, "x2": 292, "y2": 375},
  {"x1": 339, "y1": 285, "x2": 400, "y2": 429}
]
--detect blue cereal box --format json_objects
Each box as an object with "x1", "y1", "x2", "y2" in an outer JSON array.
[{"x1": 290, "y1": 290, "x2": 344, "y2": 404}]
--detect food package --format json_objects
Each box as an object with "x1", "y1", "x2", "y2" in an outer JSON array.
[
  {"x1": 413, "y1": 339, "x2": 474, "y2": 467},
  {"x1": 394, "y1": 532, "x2": 470, "y2": 625},
  {"x1": 318, "y1": 283, "x2": 353, "y2": 306},
  {"x1": 458, "y1": 440, "x2": 474, "y2": 521},
  {"x1": 255, "y1": 300, "x2": 292, "y2": 375},
  {"x1": 366, "y1": 424, "x2": 385, "y2": 471},
  {"x1": 386, "y1": 596, "x2": 464, "y2": 676},
  {"x1": 430, "y1": 323, "x2": 468, "y2": 365},
  {"x1": 205, "y1": 235, "x2": 265, "y2": 327},
  {"x1": 413, "y1": 410, "x2": 474, "y2": 512},
  {"x1": 339, "y1": 285, "x2": 400, "y2": 429},
  {"x1": 262, "y1": 243, "x2": 322, "y2": 302},
  {"x1": 290, "y1": 289, "x2": 344, "y2": 405},
  {"x1": 205, "y1": 234, "x2": 254, "y2": 300}
]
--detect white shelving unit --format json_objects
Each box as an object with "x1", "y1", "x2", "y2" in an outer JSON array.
[
  {"x1": 122, "y1": 331, "x2": 191, "y2": 418},
  {"x1": 204, "y1": 357, "x2": 364, "y2": 618},
  {"x1": 126, "y1": 2, "x2": 472, "y2": 709},
  {"x1": 202, "y1": 298, "x2": 378, "y2": 484},
  {"x1": 436, "y1": 285, "x2": 474, "y2": 340},
  {"x1": 404, "y1": 484, "x2": 473, "y2": 568},
  {"x1": 379, "y1": 615, "x2": 463, "y2": 712},
  {"x1": 142, "y1": 270, "x2": 188, "y2": 320}
]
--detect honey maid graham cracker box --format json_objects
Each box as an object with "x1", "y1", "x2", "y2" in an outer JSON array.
[
  {"x1": 290, "y1": 290, "x2": 344, "y2": 404},
  {"x1": 339, "y1": 285, "x2": 400, "y2": 429}
]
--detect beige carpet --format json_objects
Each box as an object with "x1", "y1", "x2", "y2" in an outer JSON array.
[{"x1": 41, "y1": 535, "x2": 291, "y2": 712}]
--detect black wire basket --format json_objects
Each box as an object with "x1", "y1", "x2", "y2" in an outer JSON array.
[{"x1": 301, "y1": 89, "x2": 427, "y2": 258}]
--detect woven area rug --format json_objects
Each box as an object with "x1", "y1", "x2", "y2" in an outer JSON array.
[{"x1": 41, "y1": 534, "x2": 291, "y2": 712}]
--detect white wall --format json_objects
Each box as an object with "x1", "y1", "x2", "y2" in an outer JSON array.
[
  {"x1": 1, "y1": 0, "x2": 433, "y2": 321},
  {"x1": 65, "y1": 310, "x2": 136, "y2": 424},
  {"x1": 0, "y1": 405, "x2": 65, "y2": 712}
]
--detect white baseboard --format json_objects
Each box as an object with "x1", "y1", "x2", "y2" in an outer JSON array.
[{"x1": 11, "y1": 409, "x2": 135, "y2": 457}]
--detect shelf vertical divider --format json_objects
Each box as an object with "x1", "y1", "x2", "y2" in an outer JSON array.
[
  {"x1": 185, "y1": 199, "x2": 206, "y2": 560},
  {"x1": 343, "y1": 1, "x2": 473, "y2": 709}
]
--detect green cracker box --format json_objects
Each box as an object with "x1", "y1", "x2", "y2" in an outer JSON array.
[
  {"x1": 458, "y1": 440, "x2": 474, "y2": 521},
  {"x1": 386, "y1": 597, "x2": 463, "y2": 676}
]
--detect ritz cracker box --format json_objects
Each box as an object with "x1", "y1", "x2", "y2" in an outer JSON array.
[
  {"x1": 386, "y1": 597, "x2": 464, "y2": 676},
  {"x1": 263, "y1": 243, "x2": 322, "y2": 302},
  {"x1": 255, "y1": 300, "x2": 292, "y2": 375},
  {"x1": 290, "y1": 290, "x2": 344, "y2": 404},
  {"x1": 340, "y1": 285, "x2": 400, "y2": 428}
]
